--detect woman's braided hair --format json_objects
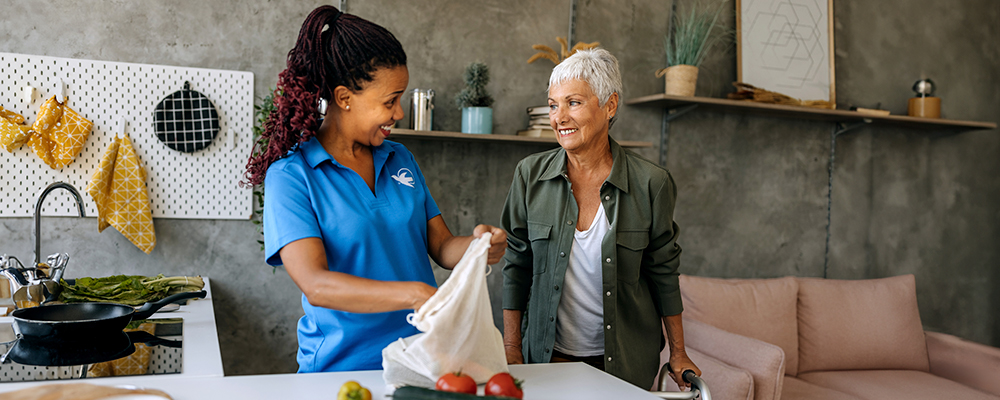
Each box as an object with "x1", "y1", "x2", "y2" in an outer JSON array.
[{"x1": 243, "y1": 5, "x2": 406, "y2": 186}]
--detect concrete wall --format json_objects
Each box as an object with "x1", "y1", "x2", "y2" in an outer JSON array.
[{"x1": 0, "y1": 0, "x2": 996, "y2": 375}]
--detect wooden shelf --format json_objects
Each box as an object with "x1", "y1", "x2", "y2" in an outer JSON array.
[
  {"x1": 389, "y1": 128, "x2": 653, "y2": 148},
  {"x1": 626, "y1": 94, "x2": 997, "y2": 131}
]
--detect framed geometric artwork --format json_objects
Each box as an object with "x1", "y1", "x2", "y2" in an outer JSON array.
[{"x1": 737, "y1": 0, "x2": 836, "y2": 106}]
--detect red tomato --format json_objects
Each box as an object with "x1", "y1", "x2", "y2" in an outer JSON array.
[
  {"x1": 485, "y1": 372, "x2": 523, "y2": 399},
  {"x1": 436, "y1": 371, "x2": 477, "y2": 394}
]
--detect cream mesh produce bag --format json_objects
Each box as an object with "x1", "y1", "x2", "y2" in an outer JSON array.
[{"x1": 383, "y1": 233, "x2": 508, "y2": 388}]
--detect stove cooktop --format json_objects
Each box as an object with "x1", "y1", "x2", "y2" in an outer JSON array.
[{"x1": 0, "y1": 318, "x2": 183, "y2": 383}]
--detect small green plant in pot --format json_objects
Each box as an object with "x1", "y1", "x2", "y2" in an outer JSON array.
[
  {"x1": 656, "y1": 0, "x2": 729, "y2": 96},
  {"x1": 455, "y1": 62, "x2": 494, "y2": 134}
]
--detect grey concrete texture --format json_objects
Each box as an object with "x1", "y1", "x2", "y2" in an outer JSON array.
[
  {"x1": 828, "y1": 0, "x2": 1000, "y2": 345},
  {"x1": 0, "y1": 0, "x2": 997, "y2": 376}
]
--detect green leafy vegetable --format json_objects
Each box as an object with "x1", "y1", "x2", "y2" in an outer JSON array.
[{"x1": 59, "y1": 275, "x2": 204, "y2": 306}]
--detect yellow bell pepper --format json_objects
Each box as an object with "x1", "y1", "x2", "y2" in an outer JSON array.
[{"x1": 338, "y1": 381, "x2": 372, "y2": 400}]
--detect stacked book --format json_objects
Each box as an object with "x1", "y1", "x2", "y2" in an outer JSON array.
[{"x1": 517, "y1": 105, "x2": 556, "y2": 138}]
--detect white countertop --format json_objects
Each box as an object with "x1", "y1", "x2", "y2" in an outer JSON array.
[
  {"x1": 0, "y1": 363, "x2": 664, "y2": 399},
  {"x1": 0, "y1": 277, "x2": 223, "y2": 391},
  {"x1": 0, "y1": 280, "x2": 669, "y2": 399}
]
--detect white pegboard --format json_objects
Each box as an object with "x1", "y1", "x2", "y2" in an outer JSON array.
[{"x1": 0, "y1": 52, "x2": 253, "y2": 219}]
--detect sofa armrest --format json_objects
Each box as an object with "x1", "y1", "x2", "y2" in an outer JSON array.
[
  {"x1": 925, "y1": 330, "x2": 1000, "y2": 396},
  {"x1": 682, "y1": 317, "x2": 786, "y2": 400}
]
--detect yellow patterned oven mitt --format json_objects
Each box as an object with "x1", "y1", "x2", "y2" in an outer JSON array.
[
  {"x1": 86, "y1": 133, "x2": 156, "y2": 254},
  {"x1": 0, "y1": 105, "x2": 33, "y2": 153},
  {"x1": 29, "y1": 95, "x2": 93, "y2": 169}
]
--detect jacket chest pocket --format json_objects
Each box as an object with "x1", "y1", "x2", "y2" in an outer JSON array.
[
  {"x1": 615, "y1": 230, "x2": 649, "y2": 284},
  {"x1": 527, "y1": 221, "x2": 552, "y2": 274}
]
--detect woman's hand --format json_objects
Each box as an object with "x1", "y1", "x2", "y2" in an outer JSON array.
[
  {"x1": 505, "y1": 345, "x2": 525, "y2": 365},
  {"x1": 428, "y1": 217, "x2": 508, "y2": 269},
  {"x1": 408, "y1": 281, "x2": 437, "y2": 311},
  {"x1": 662, "y1": 314, "x2": 701, "y2": 389},
  {"x1": 667, "y1": 351, "x2": 701, "y2": 390},
  {"x1": 473, "y1": 224, "x2": 507, "y2": 265}
]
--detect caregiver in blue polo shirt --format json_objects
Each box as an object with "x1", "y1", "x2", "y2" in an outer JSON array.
[{"x1": 242, "y1": 6, "x2": 506, "y2": 373}]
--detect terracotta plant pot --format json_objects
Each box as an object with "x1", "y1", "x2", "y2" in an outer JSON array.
[{"x1": 663, "y1": 65, "x2": 699, "y2": 97}]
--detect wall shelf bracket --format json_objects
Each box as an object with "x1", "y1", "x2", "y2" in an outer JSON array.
[
  {"x1": 659, "y1": 104, "x2": 699, "y2": 166},
  {"x1": 834, "y1": 119, "x2": 871, "y2": 137}
]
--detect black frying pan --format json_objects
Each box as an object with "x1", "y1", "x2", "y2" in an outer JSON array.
[
  {"x1": 11, "y1": 291, "x2": 206, "y2": 342},
  {"x1": 4, "y1": 330, "x2": 181, "y2": 366}
]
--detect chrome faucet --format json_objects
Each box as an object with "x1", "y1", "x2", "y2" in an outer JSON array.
[
  {"x1": 1, "y1": 182, "x2": 87, "y2": 306},
  {"x1": 33, "y1": 182, "x2": 86, "y2": 268}
]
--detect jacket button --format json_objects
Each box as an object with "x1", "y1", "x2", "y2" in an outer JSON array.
[
  {"x1": 606, "y1": 325, "x2": 611, "y2": 330},
  {"x1": 607, "y1": 357, "x2": 612, "y2": 362},
  {"x1": 606, "y1": 291, "x2": 612, "y2": 296},
  {"x1": 567, "y1": 220, "x2": 573, "y2": 225},
  {"x1": 554, "y1": 285, "x2": 560, "y2": 290},
  {"x1": 606, "y1": 257, "x2": 612, "y2": 263},
  {"x1": 560, "y1": 252, "x2": 566, "y2": 257},
  {"x1": 546, "y1": 348, "x2": 551, "y2": 353},
  {"x1": 604, "y1": 195, "x2": 610, "y2": 200},
  {"x1": 550, "y1": 316, "x2": 555, "y2": 322}
]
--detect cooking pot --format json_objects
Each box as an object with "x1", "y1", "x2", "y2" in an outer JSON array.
[{"x1": 11, "y1": 290, "x2": 206, "y2": 342}]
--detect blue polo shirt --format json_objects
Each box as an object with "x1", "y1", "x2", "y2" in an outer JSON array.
[{"x1": 263, "y1": 137, "x2": 440, "y2": 373}]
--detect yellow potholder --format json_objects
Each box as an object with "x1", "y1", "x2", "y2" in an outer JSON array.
[
  {"x1": 87, "y1": 322, "x2": 156, "y2": 377},
  {"x1": 86, "y1": 133, "x2": 156, "y2": 254},
  {"x1": 29, "y1": 95, "x2": 93, "y2": 169},
  {"x1": 0, "y1": 106, "x2": 33, "y2": 153}
]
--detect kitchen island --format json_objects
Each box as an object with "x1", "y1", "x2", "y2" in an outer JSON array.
[{"x1": 0, "y1": 278, "x2": 668, "y2": 399}]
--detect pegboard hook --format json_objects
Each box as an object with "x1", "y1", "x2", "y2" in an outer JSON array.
[
  {"x1": 55, "y1": 77, "x2": 66, "y2": 103},
  {"x1": 117, "y1": 117, "x2": 127, "y2": 137},
  {"x1": 183, "y1": 81, "x2": 191, "y2": 91},
  {"x1": 23, "y1": 86, "x2": 35, "y2": 103}
]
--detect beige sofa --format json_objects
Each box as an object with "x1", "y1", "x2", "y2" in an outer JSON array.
[{"x1": 654, "y1": 274, "x2": 1000, "y2": 400}]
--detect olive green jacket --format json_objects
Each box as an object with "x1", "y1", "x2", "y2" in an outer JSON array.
[{"x1": 501, "y1": 137, "x2": 684, "y2": 389}]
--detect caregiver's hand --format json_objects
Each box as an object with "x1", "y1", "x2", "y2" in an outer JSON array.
[
  {"x1": 409, "y1": 282, "x2": 437, "y2": 310},
  {"x1": 473, "y1": 224, "x2": 507, "y2": 264}
]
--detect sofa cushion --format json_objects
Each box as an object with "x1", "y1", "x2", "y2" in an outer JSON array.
[
  {"x1": 679, "y1": 275, "x2": 799, "y2": 375},
  {"x1": 796, "y1": 275, "x2": 929, "y2": 373},
  {"x1": 655, "y1": 346, "x2": 754, "y2": 400},
  {"x1": 782, "y1": 376, "x2": 861, "y2": 400},
  {"x1": 797, "y1": 370, "x2": 1000, "y2": 400}
]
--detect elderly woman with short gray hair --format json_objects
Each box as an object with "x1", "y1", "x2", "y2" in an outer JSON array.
[{"x1": 501, "y1": 48, "x2": 700, "y2": 389}]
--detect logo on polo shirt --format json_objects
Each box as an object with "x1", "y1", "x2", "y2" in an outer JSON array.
[{"x1": 392, "y1": 168, "x2": 415, "y2": 188}]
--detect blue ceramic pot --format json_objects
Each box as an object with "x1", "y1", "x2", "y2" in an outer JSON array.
[{"x1": 461, "y1": 107, "x2": 493, "y2": 134}]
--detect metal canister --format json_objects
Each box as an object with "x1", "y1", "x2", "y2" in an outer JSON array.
[{"x1": 409, "y1": 89, "x2": 434, "y2": 131}]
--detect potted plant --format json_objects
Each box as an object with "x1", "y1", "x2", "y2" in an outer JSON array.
[
  {"x1": 455, "y1": 62, "x2": 494, "y2": 134},
  {"x1": 656, "y1": 0, "x2": 729, "y2": 96}
]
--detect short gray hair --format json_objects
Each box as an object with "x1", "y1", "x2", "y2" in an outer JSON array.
[{"x1": 548, "y1": 48, "x2": 623, "y2": 125}]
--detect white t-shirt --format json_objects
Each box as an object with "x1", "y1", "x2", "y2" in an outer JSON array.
[{"x1": 554, "y1": 204, "x2": 611, "y2": 357}]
